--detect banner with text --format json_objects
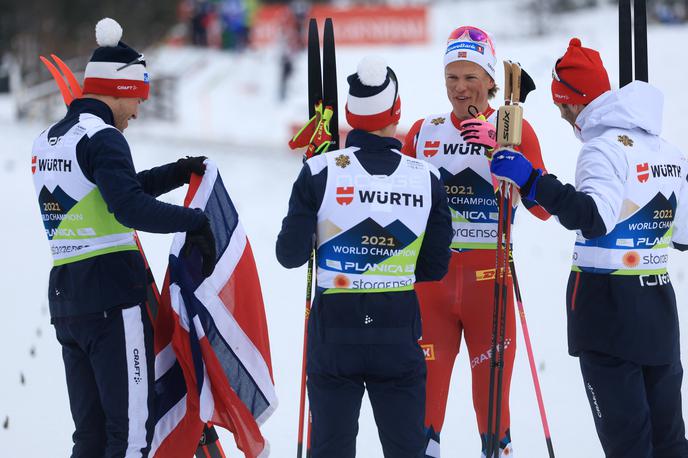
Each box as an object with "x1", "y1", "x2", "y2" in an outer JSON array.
[{"x1": 251, "y1": 5, "x2": 429, "y2": 47}]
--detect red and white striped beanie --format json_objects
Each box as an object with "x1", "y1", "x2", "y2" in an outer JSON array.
[
  {"x1": 82, "y1": 18, "x2": 150, "y2": 100},
  {"x1": 345, "y1": 56, "x2": 401, "y2": 132}
]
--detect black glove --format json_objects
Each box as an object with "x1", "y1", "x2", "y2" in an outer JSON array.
[
  {"x1": 176, "y1": 156, "x2": 207, "y2": 183},
  {"x1": 182, "y1": 216, "x2": 216, "y2": 277}
]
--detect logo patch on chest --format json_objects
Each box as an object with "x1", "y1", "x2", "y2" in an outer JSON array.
[
  {"x1": 336, "y1": 186, "x2": 354, "y2": 205},
  {"x1": 423, "y1": 140, "x2": 440, "y2": 157},
  {"x1": 335, "y1": 154, "x2": 351, "y2": 168},
  {"x1": 618, "y1": 135, "x2": 634, "y2": 147}
]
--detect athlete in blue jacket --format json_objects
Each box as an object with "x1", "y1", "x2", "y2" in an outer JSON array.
[
  {"x1": 32, "y1": 19, "x2": 216, "y2": 457},
  {"x1": 277, "y1": 57, "x2": 452, "y2": 457}
]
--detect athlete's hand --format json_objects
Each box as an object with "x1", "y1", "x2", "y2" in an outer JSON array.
[
  {"x1": 183, "y1": 216, "x2": 216, "y2": 277},
  {"x1": 490, "y1": 148, "x2": 542, "y2": 201},
  {"x1": 177, "y1": 156, "x2": 207, "y2": 183},
  {"x1": 459, "y1": 116, "x2": 497, "y2": 153}
]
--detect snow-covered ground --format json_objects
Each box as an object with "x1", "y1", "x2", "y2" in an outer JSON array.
[{"x1": 2, "y1": 2, "x2": 688, "y2": 457}]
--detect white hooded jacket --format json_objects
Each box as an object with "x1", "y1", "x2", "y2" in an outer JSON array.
[{"x1": 571, "y1": 81, "x2": 688, "y2": 273}]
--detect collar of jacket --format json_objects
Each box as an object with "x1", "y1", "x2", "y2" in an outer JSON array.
[
  {"x1": 345, "y1": 128, "x2": 402, "y2": 152},
  {"x1": 67, "y1": 98, "x2": 116, "y2": 127}
]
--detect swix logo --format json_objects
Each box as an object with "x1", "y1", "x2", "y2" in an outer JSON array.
[
  {"x1": 336, "y1": 186, "x2": 354, "y2": 205},
  {"x1": 444, "y1": 143, "x2": 482, "y2": 155},
  {"x1": 359, "y1": 190, "x2": 424, "y2": 207},
  {"x1": 637, "y1": 163, "x2": 649, "y2": 183},
  {"x1": 424, "y1": 140, "x2": 440, "y2": 157},
  {"x1": 500, "y1": 111, "x2": 510, "y2": 142},
  {"x1": 31, "y1": 156, "x2": 37, "y2": 174},
  {"x1": 421, "y1": 344, "x2": 435, "y2": 361}
]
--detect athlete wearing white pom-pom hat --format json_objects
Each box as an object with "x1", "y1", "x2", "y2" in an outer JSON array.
[
  {"x1": 277, "y1": 56, "x2": 452, "y2": 457},
  {"x1": 31, "y1": 18, "x2": 215, "y2": 457}
]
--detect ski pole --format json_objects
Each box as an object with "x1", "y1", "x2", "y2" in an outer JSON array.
[
  {"x1": 509, "y1": 258, "x2": 555, "y2": 458},
  {"x1": 619, "y1": 0, "x2": 633, "y2": 87},
  {"x1": 487, "y1": 59, "x2": 537, "y2": 457},
  {"x1": 486, "y1": 179, "x2": 507, "y2": 457},
  {"x1": 297, "y1": 250, "x2": 314, "y2": 458},
  {"x1": 633, "y1": 0, "x2": 648, "y2": 82},
  {"x1": 492, "y1": 183, "x2": 515, "y2": 458}
]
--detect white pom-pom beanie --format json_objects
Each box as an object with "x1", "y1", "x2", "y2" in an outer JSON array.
[
  {"x1": 83, "y1": 18, "x2": 150, "y2": 100},
  {"x1": 345, "y1": 56, "x2": 401, "y2": 132}
]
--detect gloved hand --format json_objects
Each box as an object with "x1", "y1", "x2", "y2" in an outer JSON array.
[
  {"x1": 182, "y1": 216, "x2": 216, "y2": 277},
  {"x1": 490, "y1": 148, "x2": 542, "y2": 201},
  {"x1": 176, "y1": 156, "x2": 207, "y2": 183},
  {"x1": 459, "y1": 116, "x2": 497, "y2": 153}
]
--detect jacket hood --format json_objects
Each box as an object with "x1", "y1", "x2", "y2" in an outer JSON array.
[{"x1": 575, "y1": 81, "x2": 663, "y2": 141}]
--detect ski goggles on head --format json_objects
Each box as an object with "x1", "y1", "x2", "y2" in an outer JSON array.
[
  {"x1": 552, "y1": 58, "x2": 586, "y2": 97},
  {"x1": 447, "y1": 26, "x2": 495, "y2": 53}
]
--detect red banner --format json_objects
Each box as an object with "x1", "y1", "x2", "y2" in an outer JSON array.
[{"x1": 251, "y1": 5, "x2": 428, "y2": 47}]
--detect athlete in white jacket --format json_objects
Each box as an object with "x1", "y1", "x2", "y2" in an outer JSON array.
[{"x1": 491, "y1": 38, "x2": 688, "y2": 457}]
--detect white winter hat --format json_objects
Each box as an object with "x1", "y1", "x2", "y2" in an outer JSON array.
[
  {"x1": 83, "y1": 18, "x2": 150, "y2": 99},
  {"x1": 345, "y1": 56, "x2": 401, "y2": 132}
]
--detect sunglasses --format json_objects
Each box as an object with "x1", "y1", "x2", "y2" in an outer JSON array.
[
  {"x1": 552, "y1": 58, "x2": 586, "y2": 97},
  {"x1": 447, "y1": 26, "x2": 495, "y2": 54}
]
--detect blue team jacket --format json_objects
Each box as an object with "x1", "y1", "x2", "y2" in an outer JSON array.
[{"x1": 43, "y1": 98, "x2": 205, "y2": 318}]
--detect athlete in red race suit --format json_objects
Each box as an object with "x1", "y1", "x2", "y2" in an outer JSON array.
[{"x1": 402, "y1": 26, "x2": 550, "y2": 457}]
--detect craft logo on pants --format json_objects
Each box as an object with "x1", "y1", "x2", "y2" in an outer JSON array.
[
  {"x1": 586, "y1": 382, "x2": 603, "y2": 418},
  {"x1": 421, "y1": 343, "x2": 435, "y2": 360},
  {"x1": 636, "y1": 163, "x2": 649, "y2": 183},
  {"x1": 336, "y1": 186, "x2": 354, "y2": 205},
  {"x1": 133, "y1": 348, "x2": 142, "y2": 384}
]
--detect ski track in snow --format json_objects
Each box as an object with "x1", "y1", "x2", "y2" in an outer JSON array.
[{"x1": 2, "y1": 3, "x2": 688, "y2": 457}]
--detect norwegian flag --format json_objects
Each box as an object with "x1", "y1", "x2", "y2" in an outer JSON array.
[{"x1": 151, "y1": 160, "x2": 277, "y2": 458}]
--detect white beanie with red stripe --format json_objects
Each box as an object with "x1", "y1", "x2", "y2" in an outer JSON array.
[
  {"x1": 345, "y1": 56, "x2": 401, "y2": 132},
  {"x1": 82, "y1": 18, "x2": 150, "y2": 100}
]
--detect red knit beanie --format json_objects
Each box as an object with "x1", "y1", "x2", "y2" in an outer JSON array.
[{"x1": 551, "y1": 38, "x2": 610, "y2": 105}]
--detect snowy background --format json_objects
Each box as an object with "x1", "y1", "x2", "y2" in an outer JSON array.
[{"x1": 2, "y1": 1, "x2": 688, "y2": 457}]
